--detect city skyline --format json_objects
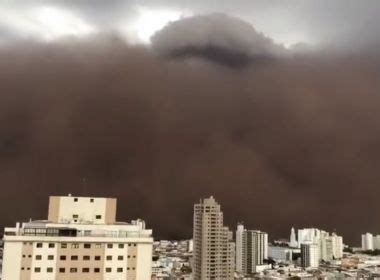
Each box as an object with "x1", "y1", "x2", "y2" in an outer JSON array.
[{"x1": 3, "y1": 193, "x2": 380, "y2": 279}]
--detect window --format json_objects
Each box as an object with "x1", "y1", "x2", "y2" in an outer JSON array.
[
  {"x1": 71, "y1": 255, "x2": 78, "y2": 260},
  {"x1": 107, "y1": 244, "x2": 113, "y2": 249},
  {"x1": 96, "y1": 215, "x2": 102, "y2": 219},
  {"x1": 106, "y1": 255, "x2": 112, "y2": 261},
  {"x1": 61, "y1": 243, "x2": 67, "y2": 249},
  {"x1": 83, "y1": 255, "x2": 90, "y2": 260},
  {"x1": 34, "y1": 267, "x2": 41, "y2": 273},
  {"x1": 47, "y1": 255, "x2": 54, "y2": 260},
  {"x1": 82, "y1": 268, "x2": 90, "y2": 273},
  {"x1": 21, "y1": 267, "x2": 25, "y2": 270},
  {"x1": 84, "y1": 243, "x2": 91, "y2": 249},
  {"x1": 118, "y1": 244, "x2": 124, "y2": 249},
  {"x1": 70, "y1": 268, "x2": 77, "y2": 273},
  {"x1": 28, "y1": 255, "x2": 31, "y2": 258},
  {"x1": 22, "y1": 255, "x2": 26, "y2": 258},
  {"x1": 95, "y1": 243, "x2": 101, "y2": 249},
  {"x1": 48, "y1": 243, "x2": 55, "y2": 248},
  {"x1": 72, "y1": 214, "x2": 78, "y2": 218},
  {"x1": 90, "y1": 198, "x2": 94, "y2": 202},
  {"x1": 47, "y1": 267, "x2": 53, "y2": 273},
  {"x1": 74, "y1": 198, "x2": 78, "y2": 202},
  {"x1": 94, "y1": 256, "x2": 101, "y2": 261},
  {"x1": 94, "y1": 268, "x2": 100, "y2": 273},
  {"x1": 60, "y1": 255, "x2": 66, "y2": 260},
  {"x1": 36, "y1": 243, "x2": 43, "y2": 248},
  {"x1": 59, "y1": 268, "x2": 65, "y2": 273},
  {"x1": 117, "y1": 268, "x2": 123, "y2": 273},
  {"x1": 71, "y1": 243, "x2": 79, "y2": 249},
  {"x1": 105, "y1": 267, "x2": 112, "y2": 273},
  {"x1": 117, "y1": 255, "x2": 123, "y2": 260}
]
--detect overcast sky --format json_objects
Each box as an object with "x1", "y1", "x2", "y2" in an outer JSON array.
[{"x1": 1, "y1": 0, "x2": 380, "y2": 49}]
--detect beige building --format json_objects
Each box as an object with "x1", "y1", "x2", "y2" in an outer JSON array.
[
  {"x1": 2, "y1": 195, "x2": 153, "y2": 280},
  {"x1": 236, "y1": 224, "x2": 268, "y2": 275},
  {"x1": 192, "y1": 196, "x2": 235, "y2": 280}
]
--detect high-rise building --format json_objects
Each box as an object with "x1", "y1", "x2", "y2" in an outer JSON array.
[
  {"x1": 235, "y1": 224, "x2": 268, "y2": 275},
  {"x1": 2, "y1": 195, "x2": 153, "y2": 280},
  {"x1": 235, "y1": 224, "x2": 245, "y2": 273},
  {"x1": 362, "y1": 233, "x2": 374, "y2": 251},
  {"x1": 289, "y1": 227, "x2": 298, "y2": 248},
  {"x1": 297, "y1": 228, "x2": 343, "y2": 262},
  {"x1": 301, "y1": 243, "x2": 319, "y2": 268},
  {"x1": 192, "y1": 196, "x2": 234, "y2": 280},
  {"x1": 330, "y1": 233, "x2": 343, "y2": 259},
  {"x1": 374, "y1": 235, "x2": 380, "y2": 250},
  {"x1": 297, "y1": 228, "x2": 321, "y2": 247}
]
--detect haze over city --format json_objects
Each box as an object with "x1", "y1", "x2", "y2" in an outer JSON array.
[{"x1": 1, "y1": 0, "x2": 380, "y2": 246}]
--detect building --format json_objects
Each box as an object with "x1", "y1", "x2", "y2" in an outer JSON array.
[
  {"x1": 192, "y1": 196, "x2": 234, "y2": 280},
  {"x1": 362, "y1": 233, "x2": 374, "y2": 251},
  {"x1": 289, "y1": 227, "x2": 298, "y2": 248},
  {"x1": 297, "y1": 228, "x2": 321, "y2": 248},
  {"x1": 301, "y1": 243, "x2": 319, "y2": 268},
  {"x1": 296, "y1": 228, "x2": 343, "y2": 262},
  {"x1": 330, "y1": 233, "x2": 343, "y2": 259},
  {"x1": 374, "y1": 235, "x2": 380, "y2": 250},
  {"x1": 235, "y1": 224, "x2": 268, "y2": 275},
  {"x1": 2, "y1": 195, "x2": 153, "y2": 280},
  {"x1": 268, "y1": 246, "x2": 297, "y2": 263}
]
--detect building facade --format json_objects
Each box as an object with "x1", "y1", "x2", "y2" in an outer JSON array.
[
  {"x1": 192, "y1": 196, "x2": 234, "y2": 280},
  {"x1": 268, "y1": 246, "x2": 296, "y2": 263},
  {"x1": 301, "y1": 243, "x2": 319, "y2": 268},
  {"x1": 235, "y1": 224, "x2": 268, "y2": 275},
  {"x1": 362, "y1": 233, "x2": 375, "y2": 250},
  {"x1": 289, "y1": 227, "x2": 298, "y2": 248},
  {"x1": 2, "y1": 195, "x2": 153, "y2": 280},
  {"x1": 297, "y1": 228, "x2": 343, "y2": 262}
]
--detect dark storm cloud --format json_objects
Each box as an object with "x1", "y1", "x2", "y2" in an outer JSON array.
[
  {"x1": 1, "y1": 35, "x2": 380, "y2": 244},
  {"x1": 2, "y1": 0, "x2": 380, "y2": 49},
  {"x1": 151, "y1": 14, "x2": 286, "y2": 68}
]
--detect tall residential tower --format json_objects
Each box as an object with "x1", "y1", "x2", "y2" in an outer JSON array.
[
  {"x1": 235, "y1": 224, "x2": 268, "y2": 275},
  {"x1": 192, "y1": 196, "x2": 235, "y2": 280}
]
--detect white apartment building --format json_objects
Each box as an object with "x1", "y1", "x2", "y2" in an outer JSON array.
[
  {"x1": 374, "y1": 235, "x2": 380, "y2": 250},
  {"x1": 301, "y1": 243, "x2": 319, "y2": 268},
  {"x1": 192, "y1": 196, "x2": 235, "y2": 280},
  {"x1": 297, "y1": 228, "x2": 343, "y2": 262},
  {"x1": 362, "y1": 233, "x2": 375, "y2": 250},
  {"x1": 2, "y1": 195, "x2": 153, "y2": 280},
  {"x1": 235, "y1": 224, "x2": 268, "y2": 275},
  {"x1": 297, "y1": 228, "x2": 321, "y2": 247},
  {"x1": 289, "y1": 227, "x2": 298, "y2": 248}
]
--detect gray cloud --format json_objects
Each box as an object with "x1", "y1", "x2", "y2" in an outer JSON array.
[
  {"x1": 151, "y1": 14, "x2": 286, "y2": 68},
  {"x1": 1, "y1": 0, "x2": 380, "y2": 50}
]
